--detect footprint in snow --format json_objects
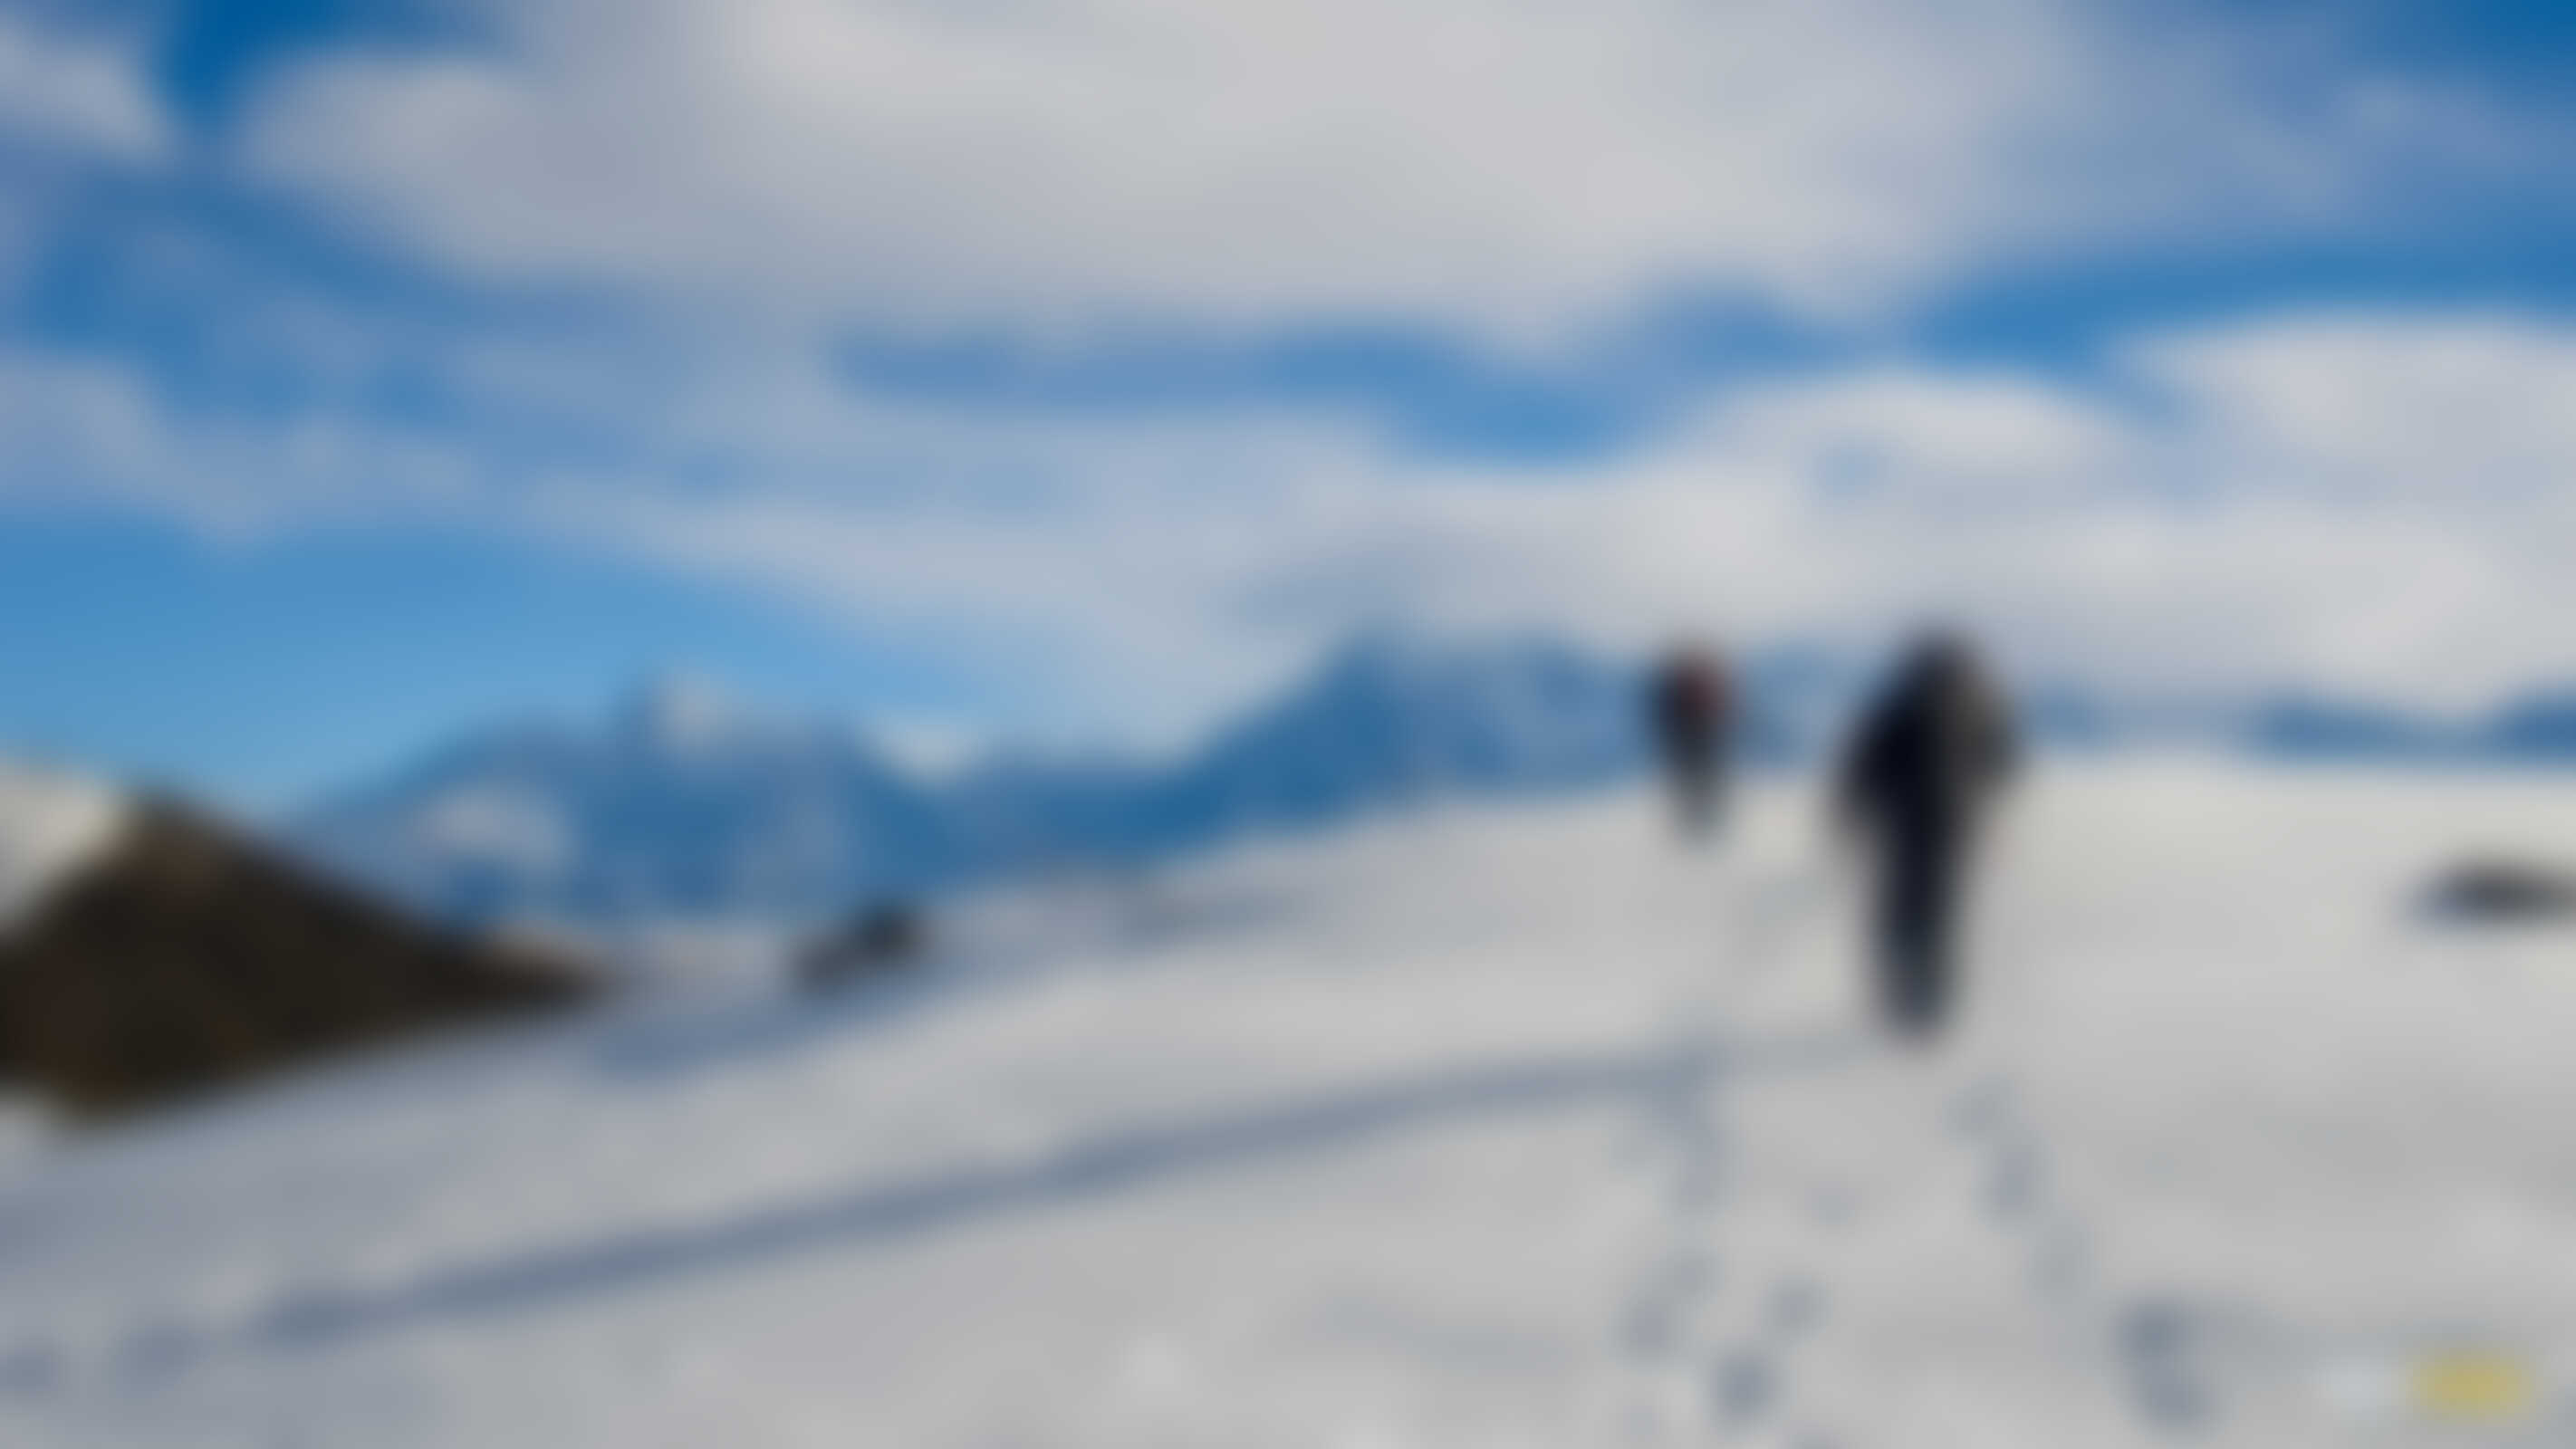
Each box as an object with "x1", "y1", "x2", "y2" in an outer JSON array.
[
  {"x1": 1707, "y1": 1348, "x2": 1779, "y2": 1429},
  {"x1": 1764, "y1": 1276, "x2": 1830, "y2": 1341},
  {"x1": 1980, "y1": 1137, "x2": 2049, "y2": 1225},
  {"x1": 2116, "y1": 1298, "x2": 2221, "y2": 1435},
  {"x1": 0, "y1": 1339, "x2": 60, "y2": 1397},
  {"x1": 111, "y1": 1319, "x2": 205, "y2": 1384},
  {"x1": 1946, "y1": 1073, "x2": 2017, "y2": 1141}
]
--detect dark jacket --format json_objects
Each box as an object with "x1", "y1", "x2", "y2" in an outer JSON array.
[{"x1": 1836, "y1": 643, "x2": 2016, "y2": 841}]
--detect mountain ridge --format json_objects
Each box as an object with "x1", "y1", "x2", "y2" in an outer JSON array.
[
  {"x1": 284, "y1": 634, "x2": 2576, "y2": 932},
  {"x1": 291, "y1": 634, "x2": 1658, "y2": 930}
]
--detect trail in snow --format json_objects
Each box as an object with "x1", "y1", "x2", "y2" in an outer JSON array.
[{"x1": 4, "y1": 762, "x2": 2576, "y2": 1446}]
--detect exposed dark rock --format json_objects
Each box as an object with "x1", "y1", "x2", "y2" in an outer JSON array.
[
  {"x1": 0, "y1": 799, "x2": 588, "y2": 1116},
  {"x1": 2422, "y1": 859, "x2": 2576, "y2": 923},
  {"x1": 797, "y1": 900, "x2": 928, "y2": 993}
]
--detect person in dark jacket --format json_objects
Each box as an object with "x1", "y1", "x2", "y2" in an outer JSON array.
[
  {"x1": 1835, "y1": 632, "x2": 2017, "y2": 1035},
  {"x1": 1648, "y1": 644, "x2": 1735, "y2": 840}
]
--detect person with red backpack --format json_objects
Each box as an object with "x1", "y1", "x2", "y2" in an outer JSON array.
[{"x1": 1648, "y1": 644, "x2": 1735, "y2": 840}]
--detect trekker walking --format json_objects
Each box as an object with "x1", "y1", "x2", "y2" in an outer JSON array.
[
  {"x1": 1834, "y1": 632, "x2": 2017, "y2": 1036},
  {"x1": 1648, "y1": 644, "x2": 1735, "y2": 840}
]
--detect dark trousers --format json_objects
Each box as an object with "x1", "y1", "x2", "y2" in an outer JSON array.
[
  {"x1": 1664, "y1": 757, "x2": 1725, "y2": 839},
  {"x1": 1871, "y1": 820, "x2": 1964, "y2": 1034}
]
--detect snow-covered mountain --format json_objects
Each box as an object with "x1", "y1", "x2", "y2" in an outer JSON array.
[
  {"x1": 294, "y1": 636, "x2": 1661, "y2": 929},
  {"x1": 2484, "y1": 691, "x2": 2576, "y2": 760},
  {"x1": 296, "y1": 675, "x2": 961, "y2": 929},
  {"x1": 2238, "y1": 687, "x2": 2576, "y2": 763},
  {"x1": 1110, "y1": 631, "x2": 1648, "y2": 848},
  {"x1": 282, "y1": 635, "x2": 2576, "y2": 933}
]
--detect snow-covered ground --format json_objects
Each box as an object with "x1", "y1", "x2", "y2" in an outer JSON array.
[{"x1": 5, "y1": 760, "x2": 2576, "y2": 1446}]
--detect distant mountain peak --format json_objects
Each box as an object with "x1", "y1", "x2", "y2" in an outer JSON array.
[
  {"x1": 293, "y1": 630, "x2": 1660, "y2": 930},
  {"x1": 615, "y1": 670, "x2": 748, "y2": 753}
]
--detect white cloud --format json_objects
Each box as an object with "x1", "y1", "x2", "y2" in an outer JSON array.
[
  {"x1": 231, "y1": 0, "x2": 2552, "y2": 333},
  {"x1": 0, "y1": 348, "x2": 491, "y2": 533},
  {"x1": 0, "y1": 14, "x2": 171, "y2": 295},
  {"x1": 0, "y1": 13, "x2": 169, "y2": 166},
  {"x1": 0, "y1": 0, "x2": 2568, "y2": 784},
  {"x1": 13, "y1": 287, "x2": 2576, "y2": 724},
  {"x1": 473, "y1": 312, "x2": 2576, "y2": 724},
  {"x1": 9, "y1": 303, "x2": 2576, "y2": 723},
  {"x1": 5, "y1": 0, "x2": 2573, "y2": 736},
  {"x1": 1471, "y1": 316, "x2": 2576, "y2": 710},
  {"x1": 2129, "y1": 314, "x2": 2576, "y2": 504}
]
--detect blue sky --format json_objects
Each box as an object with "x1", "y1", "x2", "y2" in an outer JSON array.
[
  {"x1": 3, "y1": 0, "x2": 2575, "y2": 810},
  {"x1": 0, "y1": 513, "x2": 1022, "y2": 802}
]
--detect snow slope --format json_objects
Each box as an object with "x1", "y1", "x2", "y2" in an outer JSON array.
[{"x1": 5, "y1": 761, "x2": 2576, "y2": 1446}]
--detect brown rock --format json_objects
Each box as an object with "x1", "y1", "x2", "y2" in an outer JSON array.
[{"x1": 0, "y1": 799, "x2": 589, "y2": 1116}]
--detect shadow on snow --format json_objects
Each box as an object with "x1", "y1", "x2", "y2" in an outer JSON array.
[{"x1": 13, "y1": 1028, "x2": 1863, "y2": 1394}]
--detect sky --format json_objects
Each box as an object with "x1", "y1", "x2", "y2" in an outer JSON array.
[{"x1": 2, "y1": 0, "x2": 2574, "y2": 811}]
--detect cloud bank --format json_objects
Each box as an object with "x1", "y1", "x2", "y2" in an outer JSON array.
[{"x1": 1, "y1": 0, "x2": 2573, "y2": 751}]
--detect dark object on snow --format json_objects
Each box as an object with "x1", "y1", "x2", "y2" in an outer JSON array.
[
  {"x1": 798, "y1": 901, "x2": 928, "y2": 992},
  {"x1": 2422, "y1": 859, "x2": 2576, "y2": 923},
  {"x1": 0, "y1": 799, "x2": 587, "y2": 1116},
  {"x1": 1648, "y1": 645, "x2": 1735, "y2": 840},
  {"x1": 1834, "y1": 632, "x2": 2018, "y2": 1038}
]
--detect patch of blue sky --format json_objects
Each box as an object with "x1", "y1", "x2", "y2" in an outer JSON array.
[{"x1": 0, "y1": 515, "x2": 1022, "y2": 813}]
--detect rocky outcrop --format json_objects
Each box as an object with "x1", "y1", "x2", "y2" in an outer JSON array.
[
  {"x1": 0, "y1": 799, "x2": 588, "y2": 1115},
  {"x1": 2422, "y1": 858, "x2": 2576, "y2": 924}
]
